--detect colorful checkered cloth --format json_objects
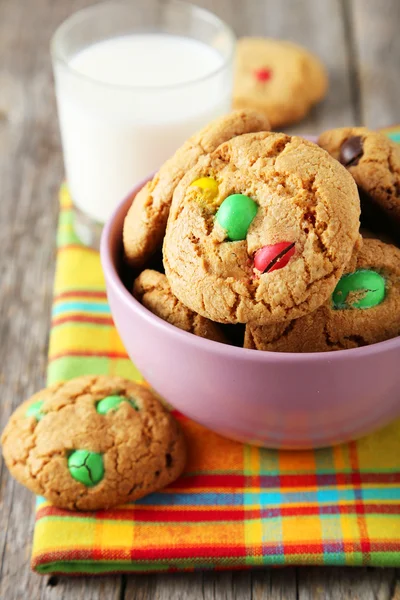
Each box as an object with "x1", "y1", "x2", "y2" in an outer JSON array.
[{"x1": 31, "y1": 129, "x2": 400, "y2": 575}]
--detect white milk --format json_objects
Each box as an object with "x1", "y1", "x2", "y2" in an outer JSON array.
[{"x1": 54, "y1": 34, "x2": 232, "y2": 223}]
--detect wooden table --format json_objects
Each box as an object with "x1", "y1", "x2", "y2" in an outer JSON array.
[{"x1": 1, "y1": 0, "x2": 399, "y2": 597}]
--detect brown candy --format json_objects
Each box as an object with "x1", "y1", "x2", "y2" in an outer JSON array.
[{"x1": 339, "y1": 136, "x2": 364, "y2": 167}]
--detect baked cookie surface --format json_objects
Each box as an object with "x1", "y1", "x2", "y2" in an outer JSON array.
[
  {"x1": 318, "y1": 127, "x2": 400, "y2": 237},
  {"x1": 163, "y1": 132, "x2": 361, "y2": 325},
  {"x1": 1, "y1": 376, "x2": 186, "y2": 510},
  {"x1": 244, "y1": 239, "x2": 400, "y2": 352},
  {"x1": 123, "y1": 109, "x2": 270, "y2": 268},
  {"x1": 133, "y1": 269, "x2": 226, "y2": 343},
  {"x1": 233, "y1": 38, "x2": 328, "y2": 128}
]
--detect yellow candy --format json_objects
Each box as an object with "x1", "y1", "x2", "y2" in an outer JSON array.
[{"x1": 190, "y1": 177, "x2": 219, "y2": 201}]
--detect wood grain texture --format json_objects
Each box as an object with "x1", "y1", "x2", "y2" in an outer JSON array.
[
  {"x1": 352, "y1": 0, "x2": 400, "y2": 128},
  {"x1": 0, "y1": 0, "x2": 399, "y2": 598},
  {"x1": 196, "y1": 0, "x2": 355, "y2": 133},
  {"x1": 124, "y1": 569, "x2": 298, "y2": 599},
  {"x1": 298, "y1": 568, "x2": 400, "y2": 600},
  {"x1": 0, "y1": 0, "x2": 123, "y2": 598},
  {"x1": 41, "y1": 576, "x2": 122, "y2": 600}
]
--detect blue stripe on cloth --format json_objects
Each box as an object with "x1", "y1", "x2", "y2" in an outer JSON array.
[
  {"x1": 138, "y1": 492, "x2": 245, "y2": 506},
  {"x1": 253, "y1": 488, "x2": 400, "y2": 505},
  {"x1": 137, "y1": 487, "x2": 400, "y2": 508},
  {"x1": 52, "y1": 301, "x2": 111, "y2": 316},
  {"x1": 387, "y1": 132, "x2": 400, "y2": 142}
]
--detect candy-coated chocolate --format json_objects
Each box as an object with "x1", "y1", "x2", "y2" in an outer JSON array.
[
  {"x1": 96, "y1": 394, "x2": 138, "y2": 414},
  {"x1": 332, "y1": 269, "x2": 385, "y2": 309},
  {"x1": 25, "y1": 400, "x2": 45, "y2": 421},
  {"x1": 339, "y1": 136, "x2": 363, "y2": 167},
  {"x1": 216, "y1": 194, "x2": 258, "y2": 241},
  {"x1": 254, "y1": 242, "x2": 296, "y2": 274},
  {"x1": 68, "y1": 450, "x2": 104, "y2": 487},
  {"x1": 254, "y1": 67, "x2": 272, "y2": 82},
  {"x1": 190, "y1": 177, "x2": 219, "y2": 198}
]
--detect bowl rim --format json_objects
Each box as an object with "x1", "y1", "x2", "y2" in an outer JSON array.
[{"x1": 100, "y1": 178, "x2": 400, "y2": 365}]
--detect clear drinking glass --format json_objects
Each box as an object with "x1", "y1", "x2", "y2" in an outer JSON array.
[{"x1": 51, "y1": 0, "x2": 236, "y2": 248}]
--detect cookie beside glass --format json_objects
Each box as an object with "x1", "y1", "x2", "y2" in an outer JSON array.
[{"x1": 1, "y1": 376, "x2": 186, "y2": 510}]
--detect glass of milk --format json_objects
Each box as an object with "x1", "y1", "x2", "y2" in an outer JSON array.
[{"x1": 51, "y1": 0, "x2": 235, "y2": 248}]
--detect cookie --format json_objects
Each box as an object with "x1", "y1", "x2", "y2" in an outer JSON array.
[
  {"x1": 163, "y1": 132, "x2": 361, "y2": 325},
  {"x1": 318, "y1": 127, "x2": 400, "y2": 239},
  {"x1": 133, "y1": 269, "x2": 226, "y2": 343},
  {"x1": 233, "y1": 38, "x2": 328, "y2": 128},
  {"x1": 1, "y1": 376, "x2": 186, "y2": 510},
  {"x1": 244, "y1": 238, "x2": 400, "y2": 352},
  {"x1": 123, "y1": 109, "x2": 270, "y2": 268}
]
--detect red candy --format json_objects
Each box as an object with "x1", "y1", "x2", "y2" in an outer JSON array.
[
  {"x1": 254, "y1": 242, "x2": 296, "y2": 274},
  {"x1": 254, "y1": 67, "x2": 272, "y2": 82}
]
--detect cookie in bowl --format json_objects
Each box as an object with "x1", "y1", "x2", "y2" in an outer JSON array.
[
  {"x1": 1, "y1": 375, "x2": 186, "y2": 510},
  {"x1": 318, "y1": 127, "x2": 400, "y2": 239},
  {"x1": 244, "y1": 238, "x2": 400, "y2": 352},
  {"x1": 123, "y1": 109, "x2": 270, "y2": 268},
  {"x1": 133, "y1": 269, "x2": 226, "y2": 343},
  {"x1": 163, "y1": 131, "x2": 361, "y2": 325}
]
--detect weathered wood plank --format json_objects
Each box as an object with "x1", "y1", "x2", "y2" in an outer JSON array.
[
  {"x1": 298, "y1": 567, "x2": 400, "y2": 600},
  {"x1": 124, "y1": 569, "x2": 297, "y2": 600},
  {"x1": 251, "y1": 568, "x2": 298, "y2": 599},
  {"x1": 0, "y1": 0, "x2": 123, "y2": 598},
  {"x1": 124, "y1": 573, "x2": 205, "y2": 600},
  {"x1": 351, "y1": 0, "x2": 400, "y2": 128},
  {"x1": 40, "y1": 576, "x2": 122, "y2": 600},
  {"x1": 200, "y1": 0, "x2": 356, "y2": 133}
]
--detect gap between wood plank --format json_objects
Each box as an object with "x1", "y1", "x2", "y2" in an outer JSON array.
[{"x1": 340, "y1": 0, "x2": 363, "y2": 125}]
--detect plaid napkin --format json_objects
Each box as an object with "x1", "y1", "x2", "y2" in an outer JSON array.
[{"x1": 31, "y1": 129, "x2": 400, "y2": 575}]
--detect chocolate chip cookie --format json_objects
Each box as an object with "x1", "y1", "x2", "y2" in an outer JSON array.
[
  {"x1": 233, "y1": 38, "x2": 328, "y2": 128},
  {"x1": 318, "y1": 127, "x2": 400, "y2": 238},
  {"x1": 123, "y1": 109, "x2": 270, "y2": 268},
  {"x1": 133, "y1": 269, "x2": 226, "y2": 343},
  {"x1": 244, "y1": 238, "x2": 400, "y2": 352},
  {"x1": 163, "y1": 131, "x2": 361, "y2": 325},
  {"x1": 1, "y1": 376, "x2": 186, "y2": 510}
]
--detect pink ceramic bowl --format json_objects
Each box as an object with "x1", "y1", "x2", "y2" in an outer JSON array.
[{"x1": 100, "y1": 179, "x2": 400, "y2": 450}]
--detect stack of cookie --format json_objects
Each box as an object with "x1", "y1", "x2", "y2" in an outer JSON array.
[{"x1": 123, "y1": 112, "x2": 400, "y2": 352}]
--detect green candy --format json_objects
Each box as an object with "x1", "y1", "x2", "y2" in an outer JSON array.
[
  {"x1": 215, "y1": 194, "x2": 258, "y2": 241},
  {"x1": 68, "y1": 450, "x2": 104, "y2": 487},
  {"x1": 332, "y1": 269, "x2": 386, "y2": 309},
  {"x1": 96, "y1": 394, "x2": 138, "y2": 414},
  {"x1": 25, "y1": 400, "x2": 45, "y2": 421}
]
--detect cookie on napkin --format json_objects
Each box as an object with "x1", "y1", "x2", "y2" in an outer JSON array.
[{"x1": 1, "y1": 375, "x2": 186, "y2": 510}]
